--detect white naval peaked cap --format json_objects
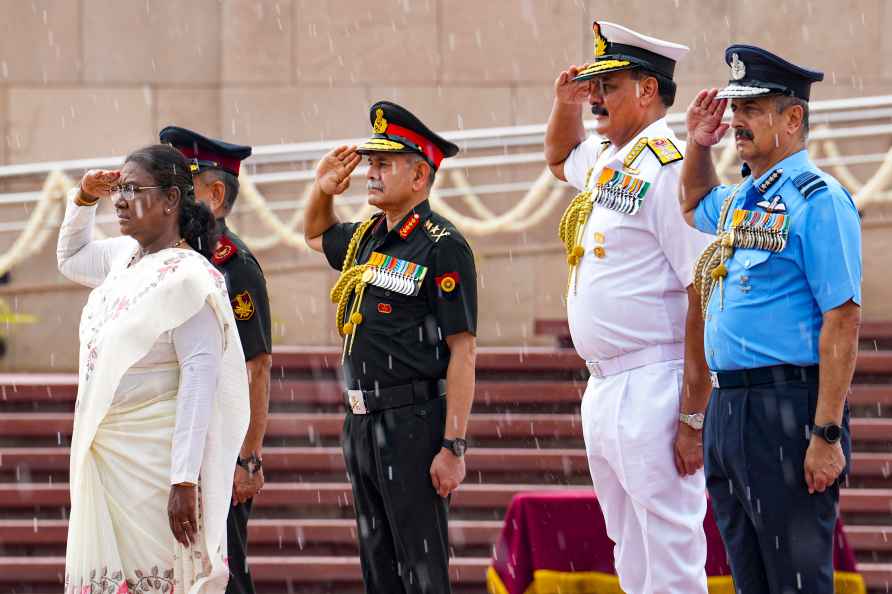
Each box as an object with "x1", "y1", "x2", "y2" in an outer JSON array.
[{"x1": 574, "y1": 21, "x2": 690, "y2": 82}]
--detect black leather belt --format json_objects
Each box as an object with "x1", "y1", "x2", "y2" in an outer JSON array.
[
  {"x1": 345, "y1": 379, "x2": 447, "y2": 415},
  {"x1": 711, "y1": 364, "x2": 819, "y2": 390}
]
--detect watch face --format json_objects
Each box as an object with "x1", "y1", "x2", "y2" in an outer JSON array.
[
  {"x1": 453, "y1": 439, "x2": 467, "y2": 457},
  {"x1": 823, "y1": 424, "x2": 842, "y2": 442}
]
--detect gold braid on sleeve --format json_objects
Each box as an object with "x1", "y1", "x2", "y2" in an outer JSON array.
[
  {"x1": 692, "y1": 184, "x2": 742, "y2": 318},
  {"x1": 558, "y1": 168, "x2": 595, "y2": 294},
  {"x1": 329, "y1": 217, "x2": 377, "y2": 356}
]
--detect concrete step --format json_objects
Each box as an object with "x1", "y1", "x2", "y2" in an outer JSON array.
[
  {"x1": 5, "y1": 375, "x2": 892, "y2": 410},
  {"x1": 0, "y1": 517, "x2": 503, "y2": 548},
  {"x1": 2, "y1": 412, "x2": 890, "y2": 446},
  {"x1": 0, "y1": 375, "x2": 586, "y2": 407},
  {"x1": 1, "y1": 483, "x2": 889, "y2": 515},
  {"x1": 5, "y1": 517, "x2": 891, "y2": 553},
  {"x1": 0, "y1": 556, "x2": 889, "y2": 590},
  {"x1": 1, "y1": 446, "x2": 888, "y2": 478}
]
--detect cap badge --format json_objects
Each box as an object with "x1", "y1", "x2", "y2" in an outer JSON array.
[
  {"x1": 730, "y1": 53, "x2": 746, "y2": 80},
  {"x1": 373, "y1": 108, "x2": 388, "y2": 134},
  {"x1": 593, "y1": 23, "x2": 607, "y2": 57}
]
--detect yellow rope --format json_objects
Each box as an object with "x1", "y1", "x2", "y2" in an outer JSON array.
[
  {"x1": 329, "y1": 217, "x2": 377, "y2": 355},
  {"x1": 692, "y1": 184, "x2": 742, "y2": 317},
  {"x1": 558, "y1": 168, "x2": 595, "y2": 294}
]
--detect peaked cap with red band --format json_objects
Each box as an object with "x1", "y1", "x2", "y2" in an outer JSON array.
[
  {"x1": 159, "y1": 125, "x2": 252, "y2": 176},
  {"x1": 356, "y1": 101, "x2": 459, "y2": 171}
]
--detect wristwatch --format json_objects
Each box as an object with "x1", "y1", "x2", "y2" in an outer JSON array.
[
  {"x1": 679, "y1": 412, "x2": 705, "y2": 431},
  {"x1": 442, "y1": 438, "x2": 468, "y2": 458},
  {"x1": 812, "y1": 423, "x2": 842, "y2": 444},
  {"x1": 237, "y1": 453, "x2": 263, "y2": 475}
]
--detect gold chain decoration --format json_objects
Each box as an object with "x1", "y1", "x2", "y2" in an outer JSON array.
[
  {"x1": 558, "y1": 168, "x2": 596, "y2": 294},
  {"x1": 329, "y1": 217, "x2": 377, "y2": 357},
  {"x1": 692, "y1": 184, "x2": 743, "y2": 318}
]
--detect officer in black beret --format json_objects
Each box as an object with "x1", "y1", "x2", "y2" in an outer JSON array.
[
  {"x1": 304, "y1": 101, "x2": 478, "y2": 593},
  {"x1": 160, "y1": 126, "x2": 273, "y2": 594}
]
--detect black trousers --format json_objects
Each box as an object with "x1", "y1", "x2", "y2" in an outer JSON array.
[
  {"x1": 342, "y1": 395, "x2": 451, "y2": 594},
  {"x1": 225, "y1": 498, "x2": 255, "y2": 594},
  {"x1": 704, "y1": 376, "x2": 851, "y2": 594}
]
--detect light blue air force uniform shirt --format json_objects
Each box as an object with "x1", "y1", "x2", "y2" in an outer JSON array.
[{"x1": 693, "y1": 149, "x2": 862, "y2": 371}]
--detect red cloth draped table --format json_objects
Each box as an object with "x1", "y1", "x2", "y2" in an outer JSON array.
[{"x1": 487, "y1": 491, "x2": 865, "y2": 594}]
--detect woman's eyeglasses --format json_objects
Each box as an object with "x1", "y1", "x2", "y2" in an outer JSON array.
[{"x1": 110, "y1": 184, "x2": 167, "y2": 201}]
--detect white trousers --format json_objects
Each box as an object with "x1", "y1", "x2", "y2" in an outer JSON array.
[{"x1": 580, "y1": 359, "x2": 708, "y2": 594}]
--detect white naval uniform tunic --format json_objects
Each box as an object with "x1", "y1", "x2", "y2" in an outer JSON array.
[{"x1": 563, "y1": 117, "x2": 711, "y2": 594}]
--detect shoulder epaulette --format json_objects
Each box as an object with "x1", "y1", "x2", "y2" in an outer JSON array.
[
  {"x1": 423, "y1": 217, "x2": 452, "y2": 243},
  {"x1": 646, "y1": 137, "x2": 683, "y2": 166},
  {"x1": 623, "y1": 138, "x2": 649, "y2": 172},
  {"x1": 793, "y1": 171, "x2": 827, "y2": 200},
  {"x1": 212, "y1": 234, "x2": 238, "y2": 266}
]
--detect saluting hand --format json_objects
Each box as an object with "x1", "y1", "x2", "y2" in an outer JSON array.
[
  {"x1": 554, "y1": 65, "x2": 591, "y2": 105},
  {"x1": 430, "y1": 448, "x2": 465, "y2": 498},
  {"x1": 804, "y1": 437, "x2": 846, "y2": 494},
  {"x1": 80, "y1": 169, "x2": 121, "y2": 200},
  {"x1": 686, "y1": 89, "x2": 730, "y2": 148},
  {"x1": 316, "y1": 145, "x2": 362, "y2": 196}
]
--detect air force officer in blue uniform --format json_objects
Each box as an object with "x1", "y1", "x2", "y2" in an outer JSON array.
[{"x1": 678, "y1": 45, "x2": 861, "y2": 593}]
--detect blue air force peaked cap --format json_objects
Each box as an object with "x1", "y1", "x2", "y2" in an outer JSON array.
[{"x1": 717, "y1": 45, "x2": 824, "y2": 101}]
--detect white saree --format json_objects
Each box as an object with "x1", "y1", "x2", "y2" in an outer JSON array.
[{"x1": 59, "y1": 197, "x2": 250, "y2": 594}]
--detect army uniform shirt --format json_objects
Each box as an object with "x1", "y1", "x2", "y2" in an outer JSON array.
[
  {"x1": 212, "y1": 221, "x2": 273, "y2": 360},
  {"x1": 322, "y1": 200, "x2": 477, "y2": 390}
]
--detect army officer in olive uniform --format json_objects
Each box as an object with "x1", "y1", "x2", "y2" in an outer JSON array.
[
  {"x1": 160, "y1": 126, "x2": 273, "y2": 594},
  {"x1": 304, "y1": 101, "x2": 477, "y2": 594}
]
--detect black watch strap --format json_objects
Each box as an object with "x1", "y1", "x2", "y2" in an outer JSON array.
[
  {"x1": 442, "y1": 438, "x2": 467, "y2": 457},
  {"x1": 237, "y1": 453, "x2": 263, "y2": 473},
  {"x1": 812, "y1": 423, "x2": 842, "y2": 444}
]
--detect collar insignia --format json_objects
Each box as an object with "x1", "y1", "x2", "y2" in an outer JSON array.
[
  {"x1": 212, "y1": 235, "x2": 238, "y2": 266},
  {"x1": 398, "y1": 212, "x2": 421, "y2": 240}
]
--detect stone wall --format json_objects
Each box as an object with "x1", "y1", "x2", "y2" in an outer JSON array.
[
  {"x1": 3, "y1": 0, "x2": 890, "y2": 163},
  {"x1": 1, "y1": 0, "x2": 891, "y2": 372}
]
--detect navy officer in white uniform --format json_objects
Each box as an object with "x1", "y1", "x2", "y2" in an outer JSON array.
[{"x1": 544, "y1": 20, "x2": 712, "y2": 594}]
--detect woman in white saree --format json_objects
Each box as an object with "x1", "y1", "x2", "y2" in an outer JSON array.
[{"x1": 57, "y1": 145, "x2": 250, "y2": 594}]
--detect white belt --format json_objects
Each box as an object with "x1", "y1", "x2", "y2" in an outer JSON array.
[{"x1": 585, "y1": 342, "x2": 684, "y2": 379}]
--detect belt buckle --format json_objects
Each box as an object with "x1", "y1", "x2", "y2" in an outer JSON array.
[
  {"x1": 347, "y1": 390, "x2": 368, "y2": 415},
  {"x1": 586, "y1": 360, "x2": 604, "y2": 379},
  {"x1": 710, "y1": 372, "x2": 720, "y2": 389}
]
